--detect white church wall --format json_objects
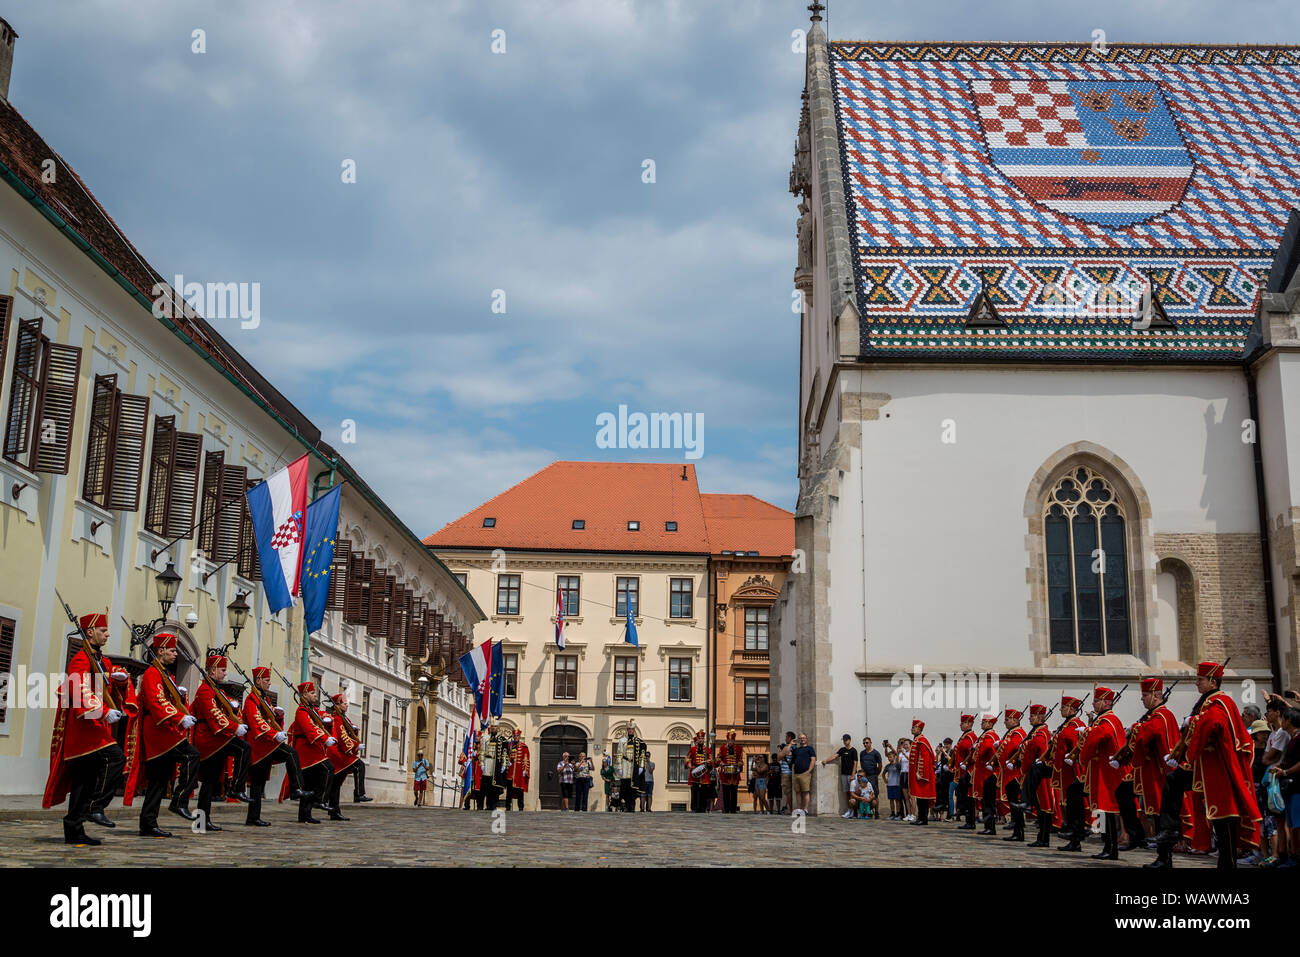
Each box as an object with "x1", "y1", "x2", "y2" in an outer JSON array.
[{"x1": 1254, "y1": 351, "x2": 1300, "y2": 687}]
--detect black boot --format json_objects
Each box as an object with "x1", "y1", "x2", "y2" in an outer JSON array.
[
  {"x1": 1144, "y1": 843, "x2": 1174, "y2": 869},
  {"x1": 64, "y1": 822, "x2": 101, "y2": 846},
  {"x1": 168, "y1": 801, "x2": 197, "y2": 821},
  {"x1": 87, "y1": 811, "x2": 116, "y2": 828}
]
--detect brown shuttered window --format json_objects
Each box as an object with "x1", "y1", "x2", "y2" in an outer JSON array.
[
  {"x1": 237, "y1": 479, "x2": 261, "y2": 579},
  {"x1": 3, "y1": 319, "x2": 41, "y2": 465},
  {"x1": 81, "y1": 374, "x2": 117, "y2": 506},
  {"x1": 368, "y1": 568, "x2": 390, "y2": 637},
  {"x1": 197, "y1": 450, "x2": 224, "y2": 558},
  {"x1": 4, "y1": 318, "x2": 84, "y2": 472},
  {"x1": 169, "y1": 431, "x2": 202, "y2": 539},
  {"x1": 212, "y1": 460, "x2": 247, "y2": 564},
  {"x1": 327, "y1": 539, "x2": 351, "y2": 611},
  {"x1": 386, "y1": 581, "x2": 408, "y2": 648},
  {"x1": 82, "y1": 374, "x2": 150, "y2": 511},
  {"x1": 405, "y1": 599, "x2": 425, "y2": 657},
  {"x1": 144, "y1": 416, "x2": 202, "y2": 539},
  {"x1": 343, "y1": 551, "x2": 367, "y2": 624},
  {"x1": 0, "y1": 615, "x2": 14, "y2": 724}
]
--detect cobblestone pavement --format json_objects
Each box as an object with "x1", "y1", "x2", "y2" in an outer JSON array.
[{"x1": 0, "y1": 804, "x2": 1218, "y2": 867}]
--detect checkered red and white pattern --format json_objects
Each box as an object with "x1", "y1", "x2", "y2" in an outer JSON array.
[
  {"x1": 269, "y1": 512, "x2": 302, "y2": 549},
  {"x1": 972, "y1": 79, "x2": 1086, "y2": 149}
]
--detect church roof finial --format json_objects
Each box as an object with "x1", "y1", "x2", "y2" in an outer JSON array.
[{"x1": 808, "y1": 1, "x2": 825, "y2": 24}]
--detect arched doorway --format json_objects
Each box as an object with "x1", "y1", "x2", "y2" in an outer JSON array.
[
  {"x1": 414, "y1": 706, "x2": 428, "y2": 762},
  {"x1": 538, "y1": 724, "x2": 588, "y2": 810}
]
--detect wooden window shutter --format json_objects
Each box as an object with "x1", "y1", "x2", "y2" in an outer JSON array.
[
  {"x1": 343, "y1": 551, "x2": 367, "y2": 624},
  {"x1": 81, "y1": 373, "x2": 118, "y2": 506},
  {"x1": 0, "y1": 615, "x2": 14, "y2": 724},
  {"x1": 213, "y1": 460, "x2": 247, "y2": 563},
  {"x1": 197, "y1": 449, "x2": 224, "y2": 557},
  {"x1": 406, "y1": 599, "x2": 425, "y2": 657},
  {"x1": 167, "y1": 431, "x2": 203, "y2": 540},
  {"x1": 32, "y1": 339, "x2": 83, "y2": 474},
  {"x1": 368, "y1": 568, "x2": 389, "y2": 636},
  {"x1": 144, "y1": 416, "x2": 176, "y2": 534},
  {"x1": 386, "y1": 580, "x2": 407, "y2": 647},
  {"x1": 357, "y1": 557, "x2": 375, "y2": 626},
  {"x1": 327, "y1": 538, "x2": 351, "y2": 611},
  {"x1": 400, "y1": 588, "x2": 414, "y2": 649},
  {"x1": 107, "y1": 392, "x2": 149, "y2": 511},
  {"x1": 3, "y1": 318, "x2": 44, "y2": 465},
  {"x1": 237, "y1": 479, "x2": 261, "y2": 579}
]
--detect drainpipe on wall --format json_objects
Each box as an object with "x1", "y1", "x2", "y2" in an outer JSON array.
[
  {"x1": 1245, "y1": 363, "x2": 1284, "y2": 690},
  {"x1": 706, "y1": 556, "x2": 713, "y2": 741}
]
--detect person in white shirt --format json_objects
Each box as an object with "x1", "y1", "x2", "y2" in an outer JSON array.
[
  {"x1": 898, "y1": 737, "x2": 916, "y2": 821},
  {"x1": 848, "y1": 771, "x2": 876, "y2": 818}
]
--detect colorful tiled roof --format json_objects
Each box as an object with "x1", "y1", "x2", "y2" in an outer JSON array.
[
  {"x1": 829, "y1": 42, "x2": 1300, "y2": 358},
  {"x1": 700, "y1": 494, "x2": 795, "y2": 557},
  {"x1": 424, "y1": 463, "x2": 794, "y2": 558}
]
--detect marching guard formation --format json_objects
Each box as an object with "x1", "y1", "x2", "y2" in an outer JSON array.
[{"x1": 43, "y1": 615, "x2": 372, "y2": 846}]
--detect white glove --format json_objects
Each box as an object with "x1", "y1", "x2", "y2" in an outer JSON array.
[
  {"x1": 1064, "y1": 757, "x2": 1074, "y2": 767},
  {"x1": 1108, "y1": 758, "x2": 1120, "y2": 769},
  {"x1": 177, "y1": 686, "x2": 188, "y2": 696},
  {"x1": 327, "y1": 736, "x2": 337, "y2": 747},
  {"x1": 180, "y1": 715, "x2": 197, "y2": 729},
  {"x1": 111, "y1": 669, "x2": 129, "y2": 683},
  {"x1": 1005, "y1": 761, "x2": 1014, "y2": 769},
  {"x1": 1164, "y1": 754, "x2": 1178, "y2": 769},
  {"x1": 235, "y1": 724, "x2": 248, "y2": 738},
  {"x1": 275, "y1": 731, "x2": 288, "y2": 744},
  {"x1": 322, "y1": 716, "x2": 332, "y2": 725},
  {"x1": 105, "y1": 709, "x2": 123, "y2": 724},
  {"x1": 984, "y1": 763, "x2": 993, "y2": 771},
  {"x1": 274, "y1": 706, "x2": 284, "y2": 716}
]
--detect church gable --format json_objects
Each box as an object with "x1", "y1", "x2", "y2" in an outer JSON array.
[{"x1": 828, "y1": 42, "x2": 1300, "y2": 359}]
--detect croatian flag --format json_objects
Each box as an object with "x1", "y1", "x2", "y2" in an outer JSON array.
[
  {"x1": 555, "y1": 585, "x2": 566, "y2": 649},
  {"x1": 458, "y1": 638, "x2": 495, "y2": 723},
  {"x1": 245, "y1": 454, "x2": 311, "y2": 613}
]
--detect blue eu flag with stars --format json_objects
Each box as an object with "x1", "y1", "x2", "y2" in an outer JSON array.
[{"x1": 300, "y1": 485, "x2": 342, "y2": 635}]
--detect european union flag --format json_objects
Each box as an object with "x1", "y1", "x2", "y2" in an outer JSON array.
[
  {"x1": 624, "y1": 603, "x2": 638, "y2": 648},
  {"x1": 488, "y1": 640, "x2": 505, "y2": 718},
  {"x1": 300, "y1": 484, "x2": 342, "y2": 635}
]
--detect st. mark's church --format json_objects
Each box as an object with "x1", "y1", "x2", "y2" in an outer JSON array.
[{"x1": 772, "y1": 7, "x2": 1300, "y2": 810}]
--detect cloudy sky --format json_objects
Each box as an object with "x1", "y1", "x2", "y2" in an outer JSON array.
[{"x1": 7, "y1": 0, "x2": 1295, "y2": 534}]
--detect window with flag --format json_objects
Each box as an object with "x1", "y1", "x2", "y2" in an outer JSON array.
[
  {"x1": 614, "y1": 656, "x2": 637, "y2": 701},
  {"x1": 236, "y1": 479, "x2": 262, "y2": 579},
  {"x1": 81, "y1": 374, "x2": 150, "y2": 511},
  {"x1": 670, "y1": 578, "x2": 693, "y2": 618},
  {"x1": 503, "y1": 653, "x2": 517, "y2": 698},
  {"x1": 496, "y1": 574, "x2": 520, "y2": 615},
  {"x1": 553, "y1": 654, "x2": 577, "y2": 700},
  {"x1": 143, "y1": 415, "x2": 202, "y2": 539},
  {"x1": 669, "y1": 657, "x2": 691, "y2": 702},
  {"x1": 615, "y1": 577, "x2": 639, "y2": 617},
  {"x1": 3, "y1": 316, "x2": 83, "y2": 474},
  {"x1": 668, "y1": 744, "x2": 689, "y2": 784},
  {"x1": 744, "y1": 606, "x2": 770, "y2": 651},
  {"x1": 744, "y1": 679, "x2": 769, "y2": 726},
  {"x1": 557, "y1": 575, "x2": 580, "y2": 616}
]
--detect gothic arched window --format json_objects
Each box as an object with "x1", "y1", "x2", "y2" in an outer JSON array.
[{"x1": 1043, "y1": 466, "x2": 1132, "y2": 656}]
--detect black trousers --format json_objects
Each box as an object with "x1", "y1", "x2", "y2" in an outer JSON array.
[
  {"x1": 1155, "y1": 766, "x2": 1192, "y2": 845},
  {"x1": 300, "y1": 761, "x2": 334, "y2": 821},
  {"x1": 1006, "y1": 780, "x2": 1024, "y2": 836},
  {"x1": 196, "y1": 740, "x2": 240, "y2": 826},
  {"x1": 619, "y1": 778, "x2": 636, "y2": 810},
  {"x1": 1064, "y1": 780, "x2": 1086, "y2": 841},
  {"x1": 980, "y1": 776, "x2": 998, "y2": 832},
  {"x1": 482, "y1": 780, "x2": 501, "y2": 810},
  {"x1": 1035, "y1": 809, "x2": 1053, "y2": 844},
  {"x1": 139, "y1": 740, "x2": 199, "y2": 831},
  {"x1": 1021, "y1": 762, "x2": 1050, "y2": 813},
  {"x1": 722, "y1": 783, "x2": 739, "y2": 813},
  {"x1": 1115, "y1": 780, "x2": 1144, "y2": 843},
  {"x1": 226, "y1": 737, "x2": 251, "y2": 796},
  {"x1": 690, "y1": 782, "x2": 708, "y2": 812},
  {"x1": 916, "y1": 798, "x2": 931, "y2": 823},
  {"x1": 65, "y1": 743, "x2": 126, "y2": 829},
  {"x1": 506, "y1": 785, "x2": 525, "y2": 810},
  {"x1": 956, "y1": 777, "x2": 974, "y2": 824},
  {"x1": 1212, "y1": 817, "x2": 1240, "y2": 870},
  {"x1": 247, "y1": 744, "x2": 304, "y2": 824}
]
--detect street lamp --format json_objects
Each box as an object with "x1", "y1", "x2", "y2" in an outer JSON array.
[
  {"x1": 155, "y1": 562, "x2": 182, "y2": 619},
  {"x1": 226, "y1": 591, "x2": 251, "y2": 647}
]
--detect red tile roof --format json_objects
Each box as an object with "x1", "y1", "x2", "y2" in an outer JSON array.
[
  {"x1": 700, "y1": 493, "x2": 795, "y2": 557},
  {"x1": 424, "y1": 462, "x2": 793, "y2": 558}
]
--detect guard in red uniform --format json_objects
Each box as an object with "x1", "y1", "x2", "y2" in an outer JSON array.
[
  {"x1": 953, "y1": 714, "x2": 978, "y2": 829},
  {"x1": 687, "y1": 730, "x2": 713, "y2": 812},
  {"x1": 717, "y1": 730, "x2": 743, "y2": 814},
  {"x1": 290, "y1": 682, "x2": 335, "y2": 823},
  {"x1": 908, "y1": 719, "x2": 936, "y2": 824},
  {"x1": 322, "y1": 693, "x2": 365, "y2": 819},
  {"x1": 1018, "y1": 704, "x2": 1058, "y2": 847},
  {"x1": 123, "y1": 633, "x2": 199, "y2": 837},
  {"x1": 1052, "y1": 695, "x2": 1088, "y2": 851},
  {"x1": 189, "y1": 654, "x2": 248, "y2": 831},
  {"x1": 243, "y1": 666, "x2": 310, "y2": 826},
  {"x1": 507, "y1": 728, "x2": 530, "y2": 810},
  {"x1": 1184, "y1": 661, "x2": 1261, "y2": 869},
  {"x1": 43, "y1": 613, "x2": 139, "y2": 845},
  {"x1": 997, "y1": 708, "x2": 1027, "y2": 842},
  {"x1": 1078, "y1": 686, "x2": 1126, "y2": 860},
  {"x1": 1128, "y1": 677, "x2": 1178, "y2": 839},
  {"x1": 973, "y1": 714, "x2": 1000, "y2": 835}
]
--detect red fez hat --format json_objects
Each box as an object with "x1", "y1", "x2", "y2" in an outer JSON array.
[
  {"x1": 1004, "y1": 707, "x2": 1022, "y2": 720},
  {"x1": 1140, "y1": 676, "x2": 1163, "y2": 694},
  {"x1": 1061, "y1": 694, "x2": 1084, "y2": 709},
  {"x1": 152, "y1": 632, "x2": 178, "y2": 650},
  {"x1": 79, "y1": 612, "x2": 108, "y2": 631},
  {"x1": 331, "y1": 693, "x2": 346, "y2": 704},
  {"x1": 727, "y1": 729, "x2": 737, "y2": 739},
  {"x1": 1197, "y1": 661, "x2": 1224, "y2": 680},
  {"x1": 298, "y1": 681, "x2": 315, "y2": 695},
  {"x1": 206, "y1": 653, "x2": 227, "y2": 670},
  {"x1": 960, "y1": 713, "x2": 975, "y2": 722},
  {"x1": 911, "y1": 718, "x2": 925, "y2": 731},
  {"x1": 512, "y1": 727, "x2": 521, "y2": 737},
  {"x1": 1094, "y1": 686, "x2": 1116, "y2": 704},
  {"x1": 1029, "y1": 704, "x2": 1048, "y2": 717},
  {"x1": 982, "y1": 713, "x2": 997, "y2": 723},
  {"x1": 252, "y1": 666, "x2": 270, "y2": 680}
]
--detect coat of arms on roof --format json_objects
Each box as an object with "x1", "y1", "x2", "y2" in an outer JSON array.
[{"x1": 971, "y1": 79, "x2": 1193, "y2": 227}]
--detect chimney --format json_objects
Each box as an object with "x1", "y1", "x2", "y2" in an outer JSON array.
[{"x1": 0, "y1": 18, "x2": 16, "y2": 104}]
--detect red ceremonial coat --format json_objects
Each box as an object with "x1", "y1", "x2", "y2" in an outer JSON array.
[
  {"x1": 1186, "y1": 692, "x2": 1261, "y2": 828},
  {"x1": 909, "y1": 734, "x2": 936, "y2": 800},
  {"x1": 324, "y1": 708, "x2": 360, "y2": 773},
  {"x1": 133, "y1": 665, "x2": 188, "y2": 760},
  {"x1": 243, "y1": 693, "x2": 282, "y2": 766},
  {"x1": 1051, "y1": 716, "x2": 1084, "y2": 792},
  {"x1": 687, "y1": 741, "x2": 713, "y2": 783},
  {"x1": 43, "y1": 648, "x2": 139, "y2": 809},
  {"x1": 953, "y1": 730, "x2": 977, "y2": 781},
  {"x1": 291, "y1": 705, "x2": 330, "y2": 769},
  {"x1": 972, "y1": 730, "x2": 1000, "y2": 796},
  {"x1": 717, "y1": 741, "x2": 743, "y2": 786},
  {"x1": 190, "y1": 682, "x2": 239, "y2": 760},
  {"x1": 1130, "y1": 705, "x2": 1178, "y2": 816},
  {"x1": 1079, "y1": 711, "x2": 1124, "y2": 813},
  {"x1": 1019, "y1": 724, "x2": 1058, "y2": 815},
  {"x1": 510, "y1": 743, "x2": 531, "y2": 791},
  {"x1": 997, "y1": 726, "x2": 1026, "y2": 798}
]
